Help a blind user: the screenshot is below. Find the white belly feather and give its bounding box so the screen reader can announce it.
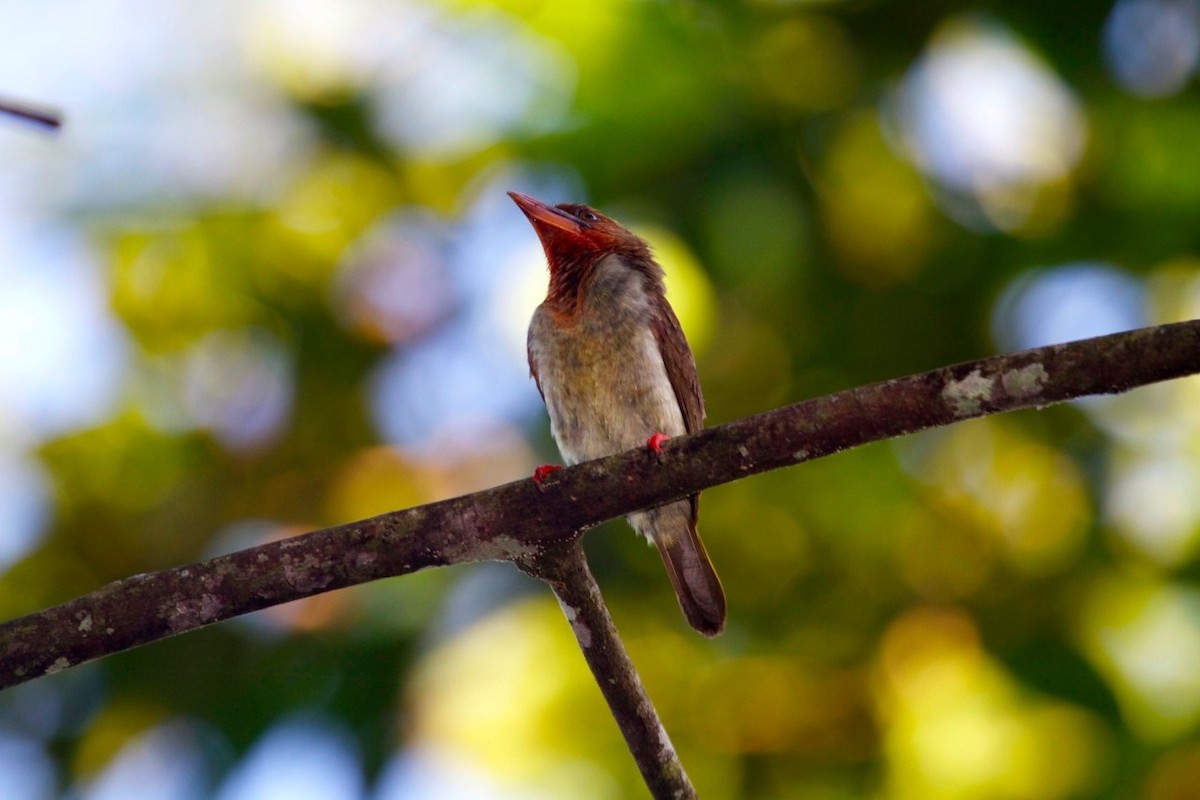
[528,255,686,466]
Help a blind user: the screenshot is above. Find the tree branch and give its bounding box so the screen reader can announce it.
[518,541,697,800]
[3,321,1199,689]
[0,96,62,130]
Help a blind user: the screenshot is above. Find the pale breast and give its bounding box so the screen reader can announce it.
[528,256,686,465]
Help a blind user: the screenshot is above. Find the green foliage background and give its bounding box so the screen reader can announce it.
[4,1,1200,798]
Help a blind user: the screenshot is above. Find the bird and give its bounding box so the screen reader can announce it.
[509,190,726,636]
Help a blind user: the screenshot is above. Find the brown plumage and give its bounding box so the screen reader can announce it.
[510,191,726,636]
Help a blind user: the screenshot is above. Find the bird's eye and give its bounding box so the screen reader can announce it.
[580,211,599,222]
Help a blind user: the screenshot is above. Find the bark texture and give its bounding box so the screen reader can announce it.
[2,321,1198,687]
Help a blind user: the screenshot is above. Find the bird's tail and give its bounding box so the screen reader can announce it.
[639,503,726,636]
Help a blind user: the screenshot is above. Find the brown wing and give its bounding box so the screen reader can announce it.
[527,329,544,401]
[650,294,705,433]
[651,294,706,524]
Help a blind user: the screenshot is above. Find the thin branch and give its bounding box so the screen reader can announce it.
[2,320,1200,690]
[519,542,697,800]
[0,97,62,131]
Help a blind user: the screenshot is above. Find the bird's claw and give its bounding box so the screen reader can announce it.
[646,432,670,458]
[532,463,562,491]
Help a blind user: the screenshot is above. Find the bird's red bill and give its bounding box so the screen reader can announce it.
[507,191,583,235]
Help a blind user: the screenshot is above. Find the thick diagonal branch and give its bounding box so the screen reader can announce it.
[519,542,697,800]
[2,320,1200,689]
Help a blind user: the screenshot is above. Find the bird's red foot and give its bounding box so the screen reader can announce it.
[532,463,562,491]
[646,432,670,456]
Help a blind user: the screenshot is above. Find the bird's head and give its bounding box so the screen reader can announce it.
[509,191,655,309]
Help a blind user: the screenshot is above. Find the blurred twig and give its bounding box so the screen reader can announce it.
[519,541,697,800]
[0,96,62,131]
[2,319,1200,794]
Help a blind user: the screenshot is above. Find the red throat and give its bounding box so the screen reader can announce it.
[508,191,653,312]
